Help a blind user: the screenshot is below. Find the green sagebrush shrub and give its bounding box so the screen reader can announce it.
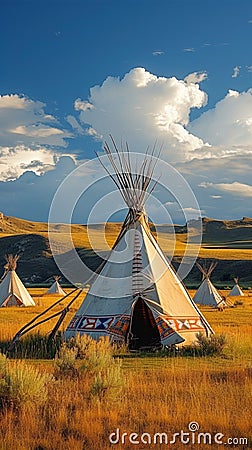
[0,353,54,409]
[90,361,124,400]
[80,337,124,399]
[54,342,78,377]
[55,335,125,399]
[196,333,227,356]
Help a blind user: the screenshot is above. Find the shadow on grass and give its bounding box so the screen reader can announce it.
[0,332,227,360]
[0,332,64,359]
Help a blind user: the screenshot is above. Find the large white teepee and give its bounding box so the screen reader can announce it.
[65,141,213,349]
[193,262,226,308]
[0,255,35,307]
[228,278,244,297]
[46,276,66,295]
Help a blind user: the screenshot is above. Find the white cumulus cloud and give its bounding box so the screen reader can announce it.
[0,94,71,147]
[184,71,208,84]
[0,94,75,180]
[0,156,77,221]
[199,181,252,197]
[74,98,94,112]
[0,145,72,181]
[188,88,252,148]
[75,67,208,162]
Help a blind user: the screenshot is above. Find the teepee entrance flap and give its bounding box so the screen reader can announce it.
[128,296,161,350]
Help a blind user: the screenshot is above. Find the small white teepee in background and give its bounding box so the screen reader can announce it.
[0,254,35,307]
[228,278,244,297]
[193,262,226,308]
[46,276,66,295]
[65,139,213,349]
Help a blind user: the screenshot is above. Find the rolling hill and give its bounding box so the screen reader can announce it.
[0,212,251,287]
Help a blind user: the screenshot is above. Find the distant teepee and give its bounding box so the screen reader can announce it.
[46,276,66,295]
[228,278,244,297]
[65,138,213,349]
[0,255,35,307]
[193,262,226,308]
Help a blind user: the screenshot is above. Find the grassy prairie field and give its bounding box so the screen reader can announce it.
[0,288,251,449]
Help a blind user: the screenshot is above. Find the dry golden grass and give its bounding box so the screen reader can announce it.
[0,289,251,449]
[0,289,85,341]
[71,228,252,260]
[0,359,251,449]
[157,234,252,260]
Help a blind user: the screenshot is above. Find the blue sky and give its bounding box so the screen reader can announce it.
[1,0,252,223]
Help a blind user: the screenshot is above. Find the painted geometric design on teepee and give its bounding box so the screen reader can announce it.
[166,317,205,331]
[108,315,131,337]
[67,314,129,335]
[79,316,115,330]
[0,255,35,307]
[65,139,214,347]
[155,315,182,340]
[67,315,82,330]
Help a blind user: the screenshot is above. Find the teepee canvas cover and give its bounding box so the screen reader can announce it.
[193,262,226,308]
[66,141,213,348]
[228,278,244,297]
[47,276,66,295]
[0,255,35,307]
